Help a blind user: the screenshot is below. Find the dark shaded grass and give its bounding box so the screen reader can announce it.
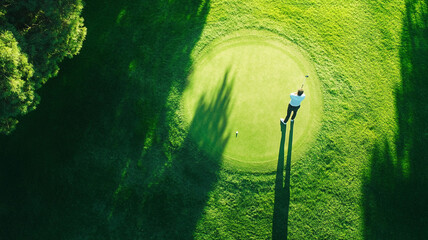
[363,0,428,239]
[123,69,234,239]
[0,0,223,239]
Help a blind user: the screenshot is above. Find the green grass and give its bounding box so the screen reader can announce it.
[181,30,322,172]
[1,0,427,239]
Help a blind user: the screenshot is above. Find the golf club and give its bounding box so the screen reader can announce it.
[301,75,309,88]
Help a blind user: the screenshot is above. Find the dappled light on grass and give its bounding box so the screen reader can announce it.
[363,0,428,239]
[188,68,234,159]
[137,70,233,239]
[0,0,212,239]
[1,0,420,239]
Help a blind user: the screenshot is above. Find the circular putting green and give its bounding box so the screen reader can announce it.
[181,30,322,172]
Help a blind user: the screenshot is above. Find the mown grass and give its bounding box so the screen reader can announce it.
[193,0,408,239]
[0,0,426,239]
[181,33,323,172]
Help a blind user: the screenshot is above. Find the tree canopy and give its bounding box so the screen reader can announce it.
[0,0,86,134]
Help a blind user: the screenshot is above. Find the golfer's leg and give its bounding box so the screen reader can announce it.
[284,104,292,123]
[291,106,300,120]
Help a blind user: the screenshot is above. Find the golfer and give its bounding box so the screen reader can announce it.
[281,89,305,124]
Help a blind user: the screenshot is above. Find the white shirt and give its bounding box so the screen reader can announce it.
[289,93,305,107]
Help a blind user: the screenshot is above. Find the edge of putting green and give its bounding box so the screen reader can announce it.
[181,29,323,173]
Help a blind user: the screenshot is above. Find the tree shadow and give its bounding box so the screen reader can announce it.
[134,69,234,239]
[363,1,428,239]
[273,121,294,240]
[0,0,213,239]
[187,69,234,158]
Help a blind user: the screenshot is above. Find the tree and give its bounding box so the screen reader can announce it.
[0,0,86,134]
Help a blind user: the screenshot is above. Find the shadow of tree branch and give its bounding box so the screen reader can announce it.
[123,68,234,239]
[363,1,428,239]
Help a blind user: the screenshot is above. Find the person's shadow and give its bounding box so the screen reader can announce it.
[272,121,294,240]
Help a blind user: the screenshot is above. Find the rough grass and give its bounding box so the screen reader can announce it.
[1,0,426,239]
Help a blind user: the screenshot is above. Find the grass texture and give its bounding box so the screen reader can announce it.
[181,30,322,172]
[0,0,427,239]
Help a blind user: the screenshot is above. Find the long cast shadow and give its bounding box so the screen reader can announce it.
[273,121,294,240]
[363,1,428,239]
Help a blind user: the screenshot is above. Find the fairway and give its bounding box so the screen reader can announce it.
[181,30,322,172]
